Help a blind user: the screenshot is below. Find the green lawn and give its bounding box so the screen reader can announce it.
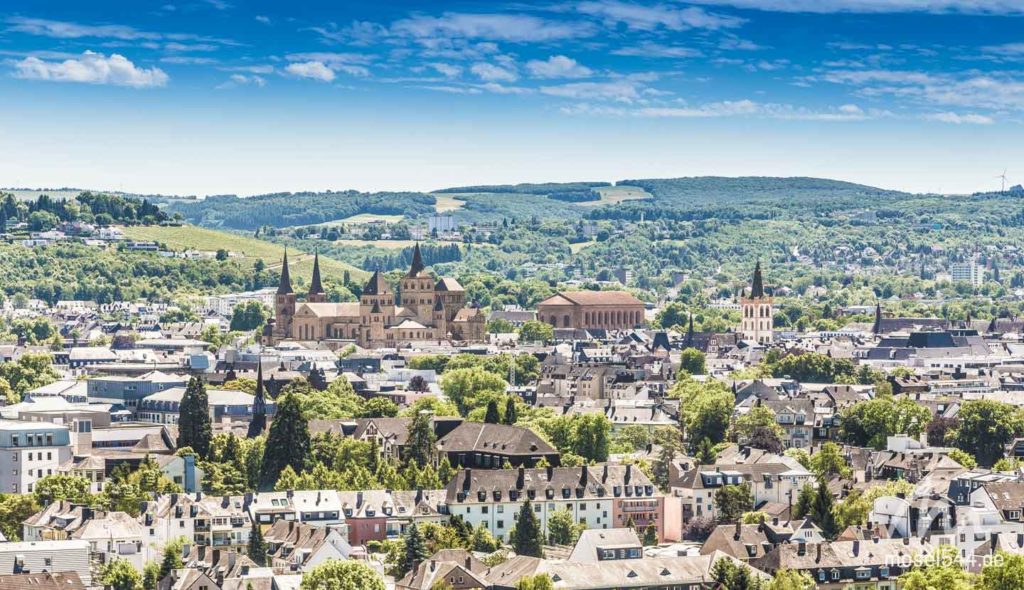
[123,225,369,281]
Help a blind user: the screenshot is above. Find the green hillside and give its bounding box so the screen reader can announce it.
[123,225,369,283]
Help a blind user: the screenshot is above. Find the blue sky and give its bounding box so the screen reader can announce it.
[1,1,1023,196]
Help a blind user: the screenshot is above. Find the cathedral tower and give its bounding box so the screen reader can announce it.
[402,243,436,324]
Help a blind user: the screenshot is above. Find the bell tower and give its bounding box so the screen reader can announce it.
[740,261,774,344]
[273,250,296,340]
[308,251,327,303]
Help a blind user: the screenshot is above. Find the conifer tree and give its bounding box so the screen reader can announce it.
[812,479,838,539]
[504,397,518,425]
[402,523,429,575]
[642,523,658,546]
[177,376,212,459]
[406,410,435,468]
[259,389,310,490]
[512,500,544,558]
[484,400,501,424]
[247,522,268,566]
[437,454,455,484]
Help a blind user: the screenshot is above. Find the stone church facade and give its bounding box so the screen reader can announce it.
[266,245,485,348]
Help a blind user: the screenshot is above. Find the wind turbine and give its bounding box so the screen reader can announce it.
[996,168,1009,192]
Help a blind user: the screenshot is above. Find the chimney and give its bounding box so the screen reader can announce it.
[625,464,633,485]
[734,521,741,541]
[463,470,473,491]
[430,560,436,572]
[517,467,526,489]
[416,488,424,504]
[797,541,806,556]
[580,465,589,487]
[815,543,822,563]
[356,492,364,508]
[546,465,554,481]
[602,464,609,483]
[465,556,472,569]
[852,540,860,556]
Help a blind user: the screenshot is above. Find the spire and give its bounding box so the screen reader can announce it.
[408,242,426,276]
[685,313,695,346]
[248,359,266,439]
[872,301,882,335]
[277,250,293,295]
[750,261,765,298]
[309,250,324,296]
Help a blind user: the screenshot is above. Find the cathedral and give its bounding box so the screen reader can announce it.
[266,244,485,348]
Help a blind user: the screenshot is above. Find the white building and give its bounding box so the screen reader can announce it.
[0,420,73,493]
[950,262,985,287]
[0,540,92,585]
[205,287,276,317]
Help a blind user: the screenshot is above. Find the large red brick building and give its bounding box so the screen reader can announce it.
[536,291,645,330]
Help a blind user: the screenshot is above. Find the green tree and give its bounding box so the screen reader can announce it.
[712,558,761,590]
[504,396,519,425]
[177,376,212,459]
[299,376,364,420]
[947,400,1024,466]
[362,397,399,418]
[100,559,143,590]
[980,551,1024,590]
[0,353,60,400]
[715,483,754,523]
[547,508,584,545]
[573,413,611,462]
[642,523,658,546]
[33,473,92,504]
[484,399,501,424]
[229,300,269,332]
[406,410,436,468]
[0,494,40,540]
[672,378,734,452]
[731,406,784,453]
[299,560,386,590]
[948,448,977,469]
[899,545,973,590]
[247,522,268,566]
[259,390,310,490]
[518,320,553,343]
[401,523,430,576]
[440,367,508,414]
[512,500,544,558]
[809,442,852,479]
[839,395,932,449]
[765,569,816,590]
[158,538,186,581]
[515,574,555,590]
[678,348,706,375]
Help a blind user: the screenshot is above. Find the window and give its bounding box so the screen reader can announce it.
[44,558,52,567]
[856,570,870,580]
[497,520,504,529]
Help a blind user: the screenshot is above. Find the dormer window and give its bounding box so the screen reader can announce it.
[562,488,571,498]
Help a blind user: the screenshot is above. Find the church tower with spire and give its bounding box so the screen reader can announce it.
[740,261,774,344]
[273,250,296,340]
[308,251,327,303]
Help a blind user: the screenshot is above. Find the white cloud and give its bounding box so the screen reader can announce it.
[923,111,994,124]
[285,61,335,82]
[470,62,518,82]
[218,74,266,89]
[428,63,463,78]
[564,99,882,121]
[477,82,532,95]
[611,43,702,58]
[14,50,168,88]
[683,0,1024,14]
[255,15,271,24]
[526,55,593,79]
[822,68,1024,112]
[575,1,744,31]
[392,13,595,42]
[540,80,644,103]
[5,16,232,45]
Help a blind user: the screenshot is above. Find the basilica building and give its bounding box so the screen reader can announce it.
[266,244,484,348]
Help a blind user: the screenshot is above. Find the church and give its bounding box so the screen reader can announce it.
[266,244,485,348]
[739,261,774,344]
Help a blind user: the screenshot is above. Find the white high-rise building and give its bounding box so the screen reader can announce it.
[0,420,73,493]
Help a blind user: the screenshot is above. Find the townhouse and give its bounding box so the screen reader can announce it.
[446,464,664,543]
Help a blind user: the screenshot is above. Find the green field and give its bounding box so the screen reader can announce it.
[123,225,369,281]
[570,240,598,253]
[433,194,466,212]
[4,189,87,202]
[583,185,653,206]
